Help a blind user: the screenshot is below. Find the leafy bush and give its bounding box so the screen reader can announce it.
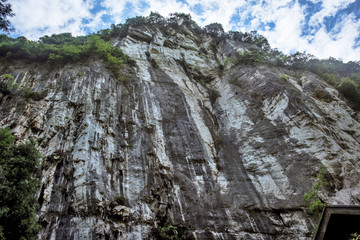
[0,74,18,95]
[155,223,194,240]
[160,225,179,239]
[303,166,328,217]
[228,30,270,50]
[1,74,13,80]
[0,128,41,240]
[317,72,340,87]
[24,88,47,101]
[125,16,147,26]
[39,33,86,45]
[235,48,265,65]
[337,77,360,109]
[106,53,124,79]
[77,71,85,77]
[148,12,166,25]
[0,33,128,80]
[280,74,289,80]
[204,23,225,37]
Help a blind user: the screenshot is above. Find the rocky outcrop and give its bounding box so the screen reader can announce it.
[0,24,359,240]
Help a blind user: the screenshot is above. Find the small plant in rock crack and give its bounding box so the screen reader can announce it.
[280,73,289,80]
[0,74,18,95]
[77,71,85,77]
[303,165,328,217]
[160,225,179,239]
[1,74,14,80]
[24,88,47,101]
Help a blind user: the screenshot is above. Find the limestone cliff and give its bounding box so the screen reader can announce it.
[0,23,360,240]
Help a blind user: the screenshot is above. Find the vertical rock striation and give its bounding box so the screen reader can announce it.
[0,24,359,239]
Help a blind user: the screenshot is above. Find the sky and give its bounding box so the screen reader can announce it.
[4,0,360,62]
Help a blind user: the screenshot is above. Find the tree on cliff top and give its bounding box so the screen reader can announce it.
[0,0,14,32]
[0,128,41,240]
[204,23,225,37]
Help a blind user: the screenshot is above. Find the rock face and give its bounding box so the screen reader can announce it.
[0,24,360,240]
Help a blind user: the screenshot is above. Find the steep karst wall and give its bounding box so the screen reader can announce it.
[0,24,360,240]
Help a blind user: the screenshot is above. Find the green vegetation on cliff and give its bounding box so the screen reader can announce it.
[97,12,360,109]
[0,33,128,80]
[303,166,328,217]
[235,49,360,110]
[0,128,41,240]
[0,12,359,109]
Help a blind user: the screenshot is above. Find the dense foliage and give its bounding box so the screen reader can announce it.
[0,128,41,240]
[0,0,14,32]
[0,33,128,80]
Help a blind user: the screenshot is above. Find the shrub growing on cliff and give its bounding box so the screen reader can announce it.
[204,23,225,37]
[0,74,17,95]
[235,48,265,65]
[303,166,328,217]
[317,72,340,87]
[153,223,195,240]
[160,225,179,239]
[0,33,128,79]
[0,128,41,240]
[337,77,360,110]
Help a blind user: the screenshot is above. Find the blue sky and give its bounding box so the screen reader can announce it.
[5,0,360,61]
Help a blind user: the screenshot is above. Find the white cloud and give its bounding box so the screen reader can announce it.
[303,14,360,61]
[178,0,246,30]
[141,0,192,20]
[9,0,95,39]
[224,0,359,61]
[241,1,308,52]
[101,0,128,23]
[309,0,355,27]
[261,2,307,53]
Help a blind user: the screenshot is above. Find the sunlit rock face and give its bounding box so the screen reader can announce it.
[0,24,359,240]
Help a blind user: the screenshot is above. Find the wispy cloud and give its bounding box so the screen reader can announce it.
[9,0,97,39]
[6,0,360,61]
[304,13,360,61]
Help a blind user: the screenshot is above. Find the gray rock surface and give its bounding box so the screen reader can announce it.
[0,25,359,239]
